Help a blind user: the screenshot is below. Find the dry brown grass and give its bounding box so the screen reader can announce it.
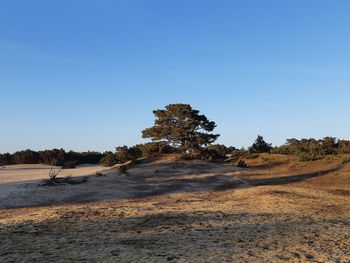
[0,154,349,262]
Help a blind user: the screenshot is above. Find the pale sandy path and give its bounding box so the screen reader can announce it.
[0,164,105,183]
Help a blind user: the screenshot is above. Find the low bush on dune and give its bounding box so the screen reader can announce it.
[199,148,224,161]
[243,153,259,159]
[229,149,248,158]
[298,153,320,162]
[206,144,236,156]
[175,153,197,161]
[325,155,335,161]
[261,156,271,162]
[119,165,130,175]
[99,146,143,166]
[342,157,350,164]
[100,152,119,166]
[237,160,248,168]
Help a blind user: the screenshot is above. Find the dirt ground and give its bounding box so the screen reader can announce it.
[0,154,349,262]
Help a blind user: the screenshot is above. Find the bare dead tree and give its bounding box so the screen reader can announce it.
[42,168,82,186]
[48,168,63,183]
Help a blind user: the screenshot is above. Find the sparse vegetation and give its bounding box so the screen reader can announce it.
[261,156,270,162]
[230,148,248,158]
[299,153,320,162]
[325,155,336,161]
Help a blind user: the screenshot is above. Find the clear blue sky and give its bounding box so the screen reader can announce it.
[1,0,349,153]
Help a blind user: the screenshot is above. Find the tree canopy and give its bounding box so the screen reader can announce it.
[142,104,219,152]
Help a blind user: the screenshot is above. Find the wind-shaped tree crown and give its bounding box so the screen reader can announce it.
[142,104,219,151]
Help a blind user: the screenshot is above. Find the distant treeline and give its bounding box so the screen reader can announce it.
[0,149,104,167]
[2,137,350,167]
[3,104,349,166]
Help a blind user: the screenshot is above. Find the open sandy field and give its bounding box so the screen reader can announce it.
[0,154,349,262]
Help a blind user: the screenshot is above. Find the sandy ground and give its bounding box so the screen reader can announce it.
[0,164,106,183]
[0,159,238,209]
[0,164,107,206]
[0,154,349,262]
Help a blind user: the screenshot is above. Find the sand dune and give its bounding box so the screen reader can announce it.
[0,155,349,262]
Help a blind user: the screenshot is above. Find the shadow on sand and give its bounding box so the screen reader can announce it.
[0,161,339,209]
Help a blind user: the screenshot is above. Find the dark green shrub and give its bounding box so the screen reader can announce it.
[119,165,130,175]
[342,157,350,164]
[175,153,196,161]
[100,152,119,166]
[273,137,350,157]
[261,156,270,162]
[325,155,335,161]
[230,149,248,158]
[135,141,174,157]
[115,146,142,162]
[338,140,350,154]
[237,160,248,168]
[270,146,290,154]
[249,135,272,153]
[0,153,13,165]
[199,148,223,161]
[206,144,232,156]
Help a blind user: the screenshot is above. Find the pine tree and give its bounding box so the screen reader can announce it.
[249,135,272,153]
[142,104,219,152]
